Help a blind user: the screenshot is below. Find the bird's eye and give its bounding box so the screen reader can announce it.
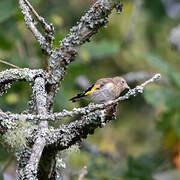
[121,80,125,84]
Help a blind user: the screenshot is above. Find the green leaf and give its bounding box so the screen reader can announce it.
[144,53,180,88]
[144,87,180,109]
[0,0,17,23]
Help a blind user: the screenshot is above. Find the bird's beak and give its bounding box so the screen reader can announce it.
[125,84,130,90]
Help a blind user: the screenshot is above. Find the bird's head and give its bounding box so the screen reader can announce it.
[113,76,130,91]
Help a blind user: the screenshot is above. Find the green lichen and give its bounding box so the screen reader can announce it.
[2,116,32,151]
[65,144,80,155]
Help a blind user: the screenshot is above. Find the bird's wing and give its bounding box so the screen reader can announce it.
[85,78,114,95]
[70,78,113,102]
[95,78,114,87]
[70,84,99,102]
[84,84,101,95]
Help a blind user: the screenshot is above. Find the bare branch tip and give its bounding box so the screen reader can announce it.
[154,73,161,80]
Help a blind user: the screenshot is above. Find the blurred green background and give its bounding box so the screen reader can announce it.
[1,0,180,179]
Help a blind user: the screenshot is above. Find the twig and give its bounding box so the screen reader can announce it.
[122,71,168,84]
[19,0,53,55]
[23,0,54,45]
[0,74,161,125]
[0,59,20,69]
[43,74,161,150]
[78,166,88,180]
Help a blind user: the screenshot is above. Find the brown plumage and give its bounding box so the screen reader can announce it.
[70,76,130,103]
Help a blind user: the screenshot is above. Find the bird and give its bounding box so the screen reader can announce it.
[70,76,130,104]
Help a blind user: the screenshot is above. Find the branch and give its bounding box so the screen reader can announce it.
[17,77,48,179]
[46,110,106,150]
[46,0,123,110]
[0,68,46,96]
[0,74,161,124]
[44,74,161,150]
[122,71,152,83]
[24,0,54,35]
[49,0,122,76]
[122,71,168,84]
[0,110,17,135]
[19,0,54,55]
[52,73,161,120]
[0,68,46,84]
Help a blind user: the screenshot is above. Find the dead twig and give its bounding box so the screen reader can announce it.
[0,59,20,69]
[78,166,88,180]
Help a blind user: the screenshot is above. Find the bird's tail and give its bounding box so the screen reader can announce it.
[70,84,94,102]
[70,93,85,102]
[70,94,84,102]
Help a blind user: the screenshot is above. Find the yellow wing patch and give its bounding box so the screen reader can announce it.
[84,85,100,95]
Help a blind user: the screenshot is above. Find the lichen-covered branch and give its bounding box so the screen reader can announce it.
[19,0,54,55]
[46,0,123,110]
[0,111,17,135]
[0,68,45,84]
[44,74,161,150]
[0,68,46,96]
[46,110,106,150]
[0,74,161,127]
[49,0,122,77]
[17,77,48,179]
[0,73,161,126]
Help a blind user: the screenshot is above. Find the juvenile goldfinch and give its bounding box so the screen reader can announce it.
[70,77,130,104]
